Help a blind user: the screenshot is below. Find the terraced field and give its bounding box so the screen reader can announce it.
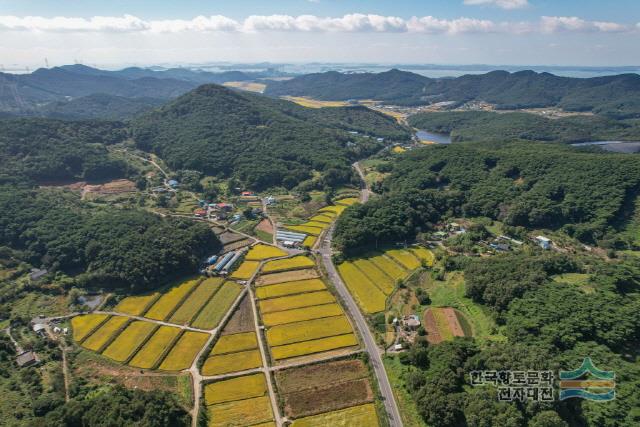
[245,244,288,260]
[169,278,224,325]
[262,256,315,273]
[113,293,159,316]
[290,403,379,426]
[81,315,129,351]
[71,313,108,342]
[191,281,243,330]
[159,331,210,371]
[255,279,326,300]
[337,262,386,314]
[101,321,157,362]
[229,260,260,280]
[205,373,274,426]
[145,278,200,321]
[129,326,182,369]
[202,330,262,376]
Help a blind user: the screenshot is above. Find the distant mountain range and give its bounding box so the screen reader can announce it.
[265,69,640,118]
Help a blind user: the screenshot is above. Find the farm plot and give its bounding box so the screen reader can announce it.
[71,313,108,342]
[385,249,421,270]
[81,316,129,352]
[207,395,273,427]
[169,277,223,325]
[423,307,470,345]
[271,334,357,360]
[218,231,245,245]
[102,321,157,362]
[335,197,359,206]
[144,278,200,321]
[223,238,253,253]
[302,236,317,248]
[129,325,182,369]
[337,262,386,314]
[309,215,333,224]
[262,303,344,327]
[255,269,319,286]
[411,247,435,266]
[204,373,267,405]
[353,259,395,295]
[290,403,378,427]
[221,295,254,335]
[256,279,326,300]
[284,225,323,236]
[211,332,257,355]
[114,293,159,316]
[191,281,242,330]
[245,244,288,260]
[259,291,335,314]
[367,254,407,281]
[266,316,352,347]
[262,256,315,273]
[229,260,260,280]
[319,205,346,216]
[159,331,210,371]
[202,349,262,376]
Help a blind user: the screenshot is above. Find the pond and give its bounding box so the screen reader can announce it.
[415,130,452,145]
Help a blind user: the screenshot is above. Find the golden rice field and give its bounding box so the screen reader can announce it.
[262,303,344,327]
[303,221,329,229]
[245,244,288,261]
[145,278,200,321]
[262,256,315,273]
[223,81,267,93]
[282,96,348,108]
[392,146,406,154]
[159,331,209,371]
[284,225,323,236]
[319,205,346,215]
[259,291,335,314]
[271,333,358,360]
[81,316,129,352]
[113,293,159,316]
[352,259,395,295]
[229,260,260,280]
[255,278,326,300]
[368,254,407,281]
[169,278,223,325]
[266,315,352,347]
[291,403,378,427]
[204,373,267,405]
[335,197,359,206]
[202,349,262,376]
[385,249,421,270]
[191,281,242,330]
[101,321,157,362]
[411,246,435,266]
[302,236,317,248]
[211,332,257,355]
[337,263,386,314]
[256,269,319,286]
[309,215,333,224]
[71,313,108,342]
[207,395,273,427]
[129,325,181,369]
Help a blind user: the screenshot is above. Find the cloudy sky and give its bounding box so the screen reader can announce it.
[1,0,638,70]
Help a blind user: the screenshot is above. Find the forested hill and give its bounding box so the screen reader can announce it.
[266,69,640,118]
[37,94,165,121]
[334,141,640,253]
[131,84,410,190]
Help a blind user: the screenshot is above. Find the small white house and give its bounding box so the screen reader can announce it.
[535,236,552,250]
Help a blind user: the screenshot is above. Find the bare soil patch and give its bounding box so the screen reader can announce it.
[443,307,465,338]
[423,309,443,344]
[283,378,373,418]
[221,295,254,335]
[256,218,274,234]
[223,239,253,253]
[275,359,367,393]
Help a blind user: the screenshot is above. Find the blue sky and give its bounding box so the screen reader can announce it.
[0,0,638,69]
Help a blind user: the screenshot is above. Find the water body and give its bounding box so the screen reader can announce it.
[571,141,640,153]
[415,130,452,145]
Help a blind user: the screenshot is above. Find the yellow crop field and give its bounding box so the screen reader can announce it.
[335,197,359,206]
[204,373,267,405]
[271,333,358,360]
[259,291,334,314]
[102,321,157,362]
[71,314,108,342]
[159,331,209,371]
[337,263,386,314]
[169,278,223,325]
[353,259,395,295]
[245,244,288,261]
[229,260,260,280]
[211,332,257,355]
[129,325,181,369]
[411,247,435,266]
[386,249,421,270]
[262,303,343,327]
[256,269,319,286]
[207,395,273,427]
[262,256,315,273]
[302,236,317,248]
[202,349,262,376]
[282,96,348,108]
[309,215,333,224]
[319,205,346,215]
[266,315,352,347]
[303,221,329,229]
[392,146,406,154]
[291,403,378,427]
[222,81,266,93]
[114,294,159,316]
[145,278,199,321]
[192,281,242,329]
[251,423,276,427]
[256,279,326,300]
[284,225,323,236]
[368,254,407,281]
[81,316,129,352]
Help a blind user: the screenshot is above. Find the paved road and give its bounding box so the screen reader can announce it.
[353,161,371,203]
[319,225,403,427]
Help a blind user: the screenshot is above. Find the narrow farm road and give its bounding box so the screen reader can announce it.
[353,161,371,203]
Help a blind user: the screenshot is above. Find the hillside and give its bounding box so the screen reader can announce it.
[266,69,640,117]
[131,84,410,190]
[36,94,164,121]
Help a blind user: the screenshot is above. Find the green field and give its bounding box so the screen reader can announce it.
[191,281,242,329]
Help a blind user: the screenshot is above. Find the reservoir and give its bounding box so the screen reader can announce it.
[415,130,452,145]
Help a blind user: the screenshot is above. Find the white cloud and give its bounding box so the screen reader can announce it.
[0,14,634,35]
[464,0,529,10]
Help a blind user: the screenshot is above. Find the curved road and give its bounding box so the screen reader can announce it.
[318,162,403,427]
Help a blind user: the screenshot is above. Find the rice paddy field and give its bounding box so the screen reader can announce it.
[319,205,346,216]
[169,278,224,325]
[259,291,335,314]
[283,225,323,236]
[262,256,315,273]
[262,303,344,327]
[290,403,379,427]
[266,316,352,347]
[101,321,157,362]
[335,197,359,206]
[210,331,257,355]
[229,260,260,280]
[144,278,200,321]
[309,215,333,224]
[113,293,159,316]
[159,331,210,371]
[302,236,317,248]
[129,325,182,369]
[71,313,108,342]
[191,281,242,330]
[385,249,421,270]
[352,259,395,294]
[337,262,387,314]
[255,279,326,300]
[245,244,288,261]
[207,395,273,427]
[204,373,267,405]
[271,334,358,361]
[202,349,263,376]
[81,315,129,352]
[368,254,407,281]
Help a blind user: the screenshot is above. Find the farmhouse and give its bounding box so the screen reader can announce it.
[535,236,552,250]
[29,268,47,282]
[402,315,421,330]
[16,351,39,368]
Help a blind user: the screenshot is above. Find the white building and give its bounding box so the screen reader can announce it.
[535,236,552,250]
